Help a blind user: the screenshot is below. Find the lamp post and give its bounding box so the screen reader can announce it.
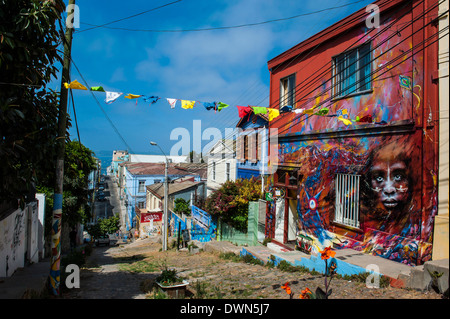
[150,141,169,251]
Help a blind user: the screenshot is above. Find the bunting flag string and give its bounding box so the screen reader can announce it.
[64,79,391,126]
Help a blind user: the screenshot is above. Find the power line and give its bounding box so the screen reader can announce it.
[78,0,368,33]
[77,0,184,34]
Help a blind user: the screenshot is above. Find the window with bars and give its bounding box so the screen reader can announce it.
[334,173,360,228]
[332,43,371,98]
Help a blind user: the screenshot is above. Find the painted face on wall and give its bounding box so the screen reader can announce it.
[370,159,409,211]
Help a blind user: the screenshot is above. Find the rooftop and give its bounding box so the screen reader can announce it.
[125,162,207,179]
[146,179,204,199]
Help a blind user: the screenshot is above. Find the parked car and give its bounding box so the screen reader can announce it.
[94,234,110,246]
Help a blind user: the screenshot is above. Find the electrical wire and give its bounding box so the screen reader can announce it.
[76,0,184,34]
[78,0,369,33]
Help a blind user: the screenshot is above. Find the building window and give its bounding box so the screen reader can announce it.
[138,201,145,209]
[244,135,249,160]
[138,180,145,193]
[334,173,360,228]
[226,163,230,181]
[280,74,296,107]
[212,162,216,180]
[333,43,371,98]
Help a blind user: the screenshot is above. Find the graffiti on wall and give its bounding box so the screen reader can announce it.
[278,132,435,266]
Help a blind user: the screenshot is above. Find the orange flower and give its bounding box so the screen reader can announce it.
[299,287,312,299]
[281,282,292,295]
[320,246,336,260]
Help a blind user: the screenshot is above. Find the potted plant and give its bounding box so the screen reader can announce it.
[155,266,189,298]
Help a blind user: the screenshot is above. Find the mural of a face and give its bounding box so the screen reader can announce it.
[362,136,416,232]
[370,158,409,212]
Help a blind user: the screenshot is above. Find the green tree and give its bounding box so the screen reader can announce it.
[173,198,191,216]
[36,140,97,234]
[87,215,120,238]
[0,0,65,208]
[205,178,261,232]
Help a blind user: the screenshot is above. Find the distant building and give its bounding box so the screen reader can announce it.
[206,139,236,196]
[111,150,129,177]
[235,112,269,180]
[122,162,206,230]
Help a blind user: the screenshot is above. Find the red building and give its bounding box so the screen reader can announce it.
[266,0,440,266]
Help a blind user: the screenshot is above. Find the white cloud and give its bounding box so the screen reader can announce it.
[110,67,127,82]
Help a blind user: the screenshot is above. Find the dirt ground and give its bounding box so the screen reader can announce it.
[63,238,443,300]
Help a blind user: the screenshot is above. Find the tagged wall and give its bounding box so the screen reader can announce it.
[277,131,436,266]
[0,207,26,277]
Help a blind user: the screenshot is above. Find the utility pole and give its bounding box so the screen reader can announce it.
[163,158,169,251]
[150,141,169,251]
[49,0,75,296]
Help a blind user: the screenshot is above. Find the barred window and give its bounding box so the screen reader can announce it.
[334,174,360,228]
[333,43,371,98]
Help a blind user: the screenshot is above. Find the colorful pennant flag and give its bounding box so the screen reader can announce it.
[217,102,229,111]
[203,102,217,111]
[124,94,142,99]
[90,86,105,92]
[252,106,267,115]
[167,98,177,109]
[268,108,280,121]
[338,116,352,126]
[280,105,293,113]
[356,114,373,123]
[314,107,329,116]
[105,91,123,104]
[181,100,196,109]
[143,96,160,104]
[64,80,88,90]
[237,106,252,118]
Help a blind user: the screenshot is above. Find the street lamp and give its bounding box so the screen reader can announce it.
[150,141,169,251]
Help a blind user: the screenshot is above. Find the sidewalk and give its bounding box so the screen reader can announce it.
[204,240,448,292]
[0,259,50,299]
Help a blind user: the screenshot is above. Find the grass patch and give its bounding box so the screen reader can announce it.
[119,260,159,273]
[218,252,264,266]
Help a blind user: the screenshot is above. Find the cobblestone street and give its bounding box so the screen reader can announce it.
[62,238,443,300]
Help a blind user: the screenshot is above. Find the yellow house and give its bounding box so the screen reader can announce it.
[433,0,449,260]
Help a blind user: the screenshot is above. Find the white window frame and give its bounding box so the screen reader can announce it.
[334,173,360,228]
[280,74,296,107]
[138,180,145,193]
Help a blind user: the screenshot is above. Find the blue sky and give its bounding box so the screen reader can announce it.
[54,0,374,157]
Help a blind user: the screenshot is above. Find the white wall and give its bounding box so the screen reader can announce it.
[0,196,46,277]
[206,139,236,196]
[0,207,26,277]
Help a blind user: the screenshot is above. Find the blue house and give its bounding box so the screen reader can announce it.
[123,162,206,230]
[235,112,269,179]
[111,150,129,177]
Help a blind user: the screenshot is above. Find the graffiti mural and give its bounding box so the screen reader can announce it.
[276,132,436,266]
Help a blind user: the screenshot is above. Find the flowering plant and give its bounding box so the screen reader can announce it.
[282,246,338,299]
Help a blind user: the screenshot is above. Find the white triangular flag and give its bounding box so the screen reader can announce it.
[167,98,177,109]
[105,91,123,104]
